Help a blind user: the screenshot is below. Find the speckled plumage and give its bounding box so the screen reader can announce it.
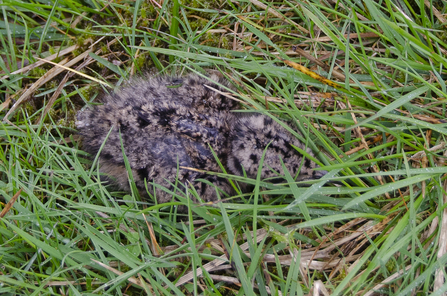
[76,74,326,205]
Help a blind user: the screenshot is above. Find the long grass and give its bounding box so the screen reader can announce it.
[1,0,447,295]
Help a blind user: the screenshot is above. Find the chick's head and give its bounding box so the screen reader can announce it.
[227,114,326,184]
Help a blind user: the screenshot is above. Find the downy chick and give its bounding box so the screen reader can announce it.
[76,74,326,204]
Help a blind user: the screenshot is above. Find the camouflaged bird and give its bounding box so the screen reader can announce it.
[76,73,327,205]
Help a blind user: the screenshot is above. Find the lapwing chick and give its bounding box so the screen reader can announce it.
[76,74,326,205]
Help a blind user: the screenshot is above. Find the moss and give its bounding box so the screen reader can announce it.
[66,109,78,129]
[95,60,106,70]
[134,52,151,69]
[48,46,56,55]
[45,80,58,90]
[79,84,100,103]
[75,24,95,50]
[57,118,67,127]
[220,36,230,49]
[47,108,57,121]
[30,66,48,78]
[23,102,36,115]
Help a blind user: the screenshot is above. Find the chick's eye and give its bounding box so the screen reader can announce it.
[269,177,285,184]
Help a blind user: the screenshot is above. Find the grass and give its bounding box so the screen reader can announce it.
[1,0,447,294]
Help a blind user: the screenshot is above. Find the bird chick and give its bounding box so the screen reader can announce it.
[76,74,326,205]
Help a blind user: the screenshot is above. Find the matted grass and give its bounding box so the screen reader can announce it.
[1,0,447,295]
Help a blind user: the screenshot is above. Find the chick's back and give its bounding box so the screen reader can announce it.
[76,74,237,202]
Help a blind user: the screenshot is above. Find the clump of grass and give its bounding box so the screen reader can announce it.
[1,0,447,295]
